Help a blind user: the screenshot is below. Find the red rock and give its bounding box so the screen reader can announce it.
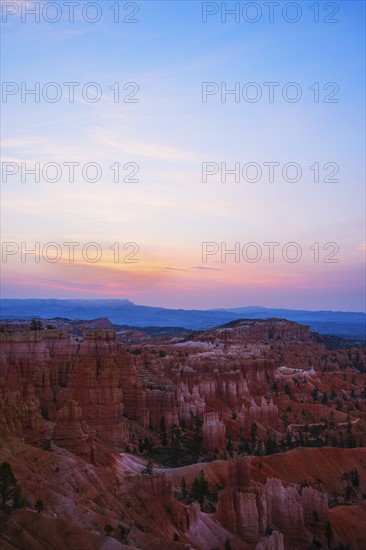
[53,400,96,461]
[202,412,226,450]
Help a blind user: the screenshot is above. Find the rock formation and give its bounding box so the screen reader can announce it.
[0,319,364,549]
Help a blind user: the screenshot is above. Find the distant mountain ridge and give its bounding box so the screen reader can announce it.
[1,299,365,340]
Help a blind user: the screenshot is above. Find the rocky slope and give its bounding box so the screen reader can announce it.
[0,319,365,549]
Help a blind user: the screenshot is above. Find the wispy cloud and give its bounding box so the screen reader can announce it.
[94,129,200,162]
[191,266,221,271]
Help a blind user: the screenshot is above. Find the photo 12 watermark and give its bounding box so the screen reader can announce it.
[1,1,140,24]
[201,2,340,24]
[201,242,340,263]
[1,241,140,264]
[202,81,339,103]
[201,161,340,183]
[1,81,140,103]
[1,161,140,184]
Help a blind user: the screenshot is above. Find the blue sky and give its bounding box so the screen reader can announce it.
[1,1,365,311]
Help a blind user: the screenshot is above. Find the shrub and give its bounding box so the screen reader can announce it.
[41,407,50,420]
[35,499,44,514]
[104,524,114,536]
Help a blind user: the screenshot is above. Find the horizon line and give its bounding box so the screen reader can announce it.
[1,297,365,315]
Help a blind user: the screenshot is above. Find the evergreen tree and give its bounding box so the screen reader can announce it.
[181,477,188,498]
[0,461,17,507]
[325,521,334,548]
[190,471,208,504]
[192,415,203,459]
[226,440,234,458]
[265,431,278,455]
[250,422,257,444]
[351,468,360,488]
[104,524,114,536]
[311,510,320,542]
[35,499,44,514]
[118,524,129,541]
[30,318,43,331]
[13,484,27,508]
[160,416,167,446]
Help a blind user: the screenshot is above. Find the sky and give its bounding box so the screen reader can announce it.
[0,0,365,311]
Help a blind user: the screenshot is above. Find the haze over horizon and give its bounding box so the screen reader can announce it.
[1,297,365,314]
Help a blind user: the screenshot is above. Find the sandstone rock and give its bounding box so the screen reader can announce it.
[202,412,226,450]
[53,400,96,461]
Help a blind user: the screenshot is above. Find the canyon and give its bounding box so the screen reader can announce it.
[0,318,365,549]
